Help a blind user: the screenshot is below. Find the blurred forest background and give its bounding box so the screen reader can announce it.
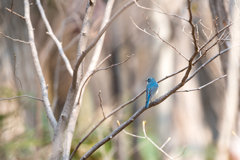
[0,0,240,159]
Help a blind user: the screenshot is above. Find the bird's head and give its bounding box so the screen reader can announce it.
[146,77,155,83]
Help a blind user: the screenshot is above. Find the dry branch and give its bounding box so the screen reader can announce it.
[23,0,57,129]
[70,54,133,159]
[5,7,25,19]
[177,75,227,92]
[134,0,188,21]
[0,32,29,44]
[36,0,73,76]
[51,0,97,159]
[98,91,105,118]
[0,95,43,102]
[72,0,135,88]
[117,120,187,159]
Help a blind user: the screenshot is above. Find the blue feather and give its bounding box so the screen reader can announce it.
[145,77,158,109]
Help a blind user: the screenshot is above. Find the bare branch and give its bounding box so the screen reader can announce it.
[177,75,227,92]
[117,120,186,160]
[72,0,135,88]
[134,0,188,22]
[186,45,240,84]
[182,26,194,40]
[0,32,29,44]
[195,30,227,62]
[98,90,105,118]
[131,17,188,61]
[117,120,145,139]
[0,95,43,102]
[130,17,159,39]
[70,55,133,160]
[23,0,57,129]
[13,52,25,94]
[161,137,171,149]
[5,7,25,19]
[142,121,175,159]
[67,0,134,159]
[52,0,97,159]
[181,0,199,83]
[142,13,189,61]
[95,54,134,73]
[36,0,73,76]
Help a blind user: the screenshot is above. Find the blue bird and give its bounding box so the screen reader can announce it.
[145,77,158,109]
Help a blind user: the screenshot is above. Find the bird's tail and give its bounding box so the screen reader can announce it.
[145,95,150,109]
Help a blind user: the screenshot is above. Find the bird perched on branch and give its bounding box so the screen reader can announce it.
[145,77,158,109]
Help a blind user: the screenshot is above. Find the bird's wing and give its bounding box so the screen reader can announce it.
[149,87,156,99]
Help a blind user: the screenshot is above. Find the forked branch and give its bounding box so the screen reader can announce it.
[117,121,187,159]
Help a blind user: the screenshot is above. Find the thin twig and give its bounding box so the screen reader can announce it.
[0,95,43,102]
[142,13,189,61]
[186,46,240,84]
[117,120,145,139]
[142,121,174,159]
[13,52,25,94]
[193,29,227,65]
[182,26,194,40]
[181,0,200,83]
[0,32,29,44]
[161,137,171,149]
[10,0,14,10]
[95,54,134,73]
[5,7,25,19]
[118,120,186,160]
[78,54,133,106]
[96,54,112,69]
[134,0,188,22]
[98,90,105,118]
[131,17,188,61]
[177,75,227,92]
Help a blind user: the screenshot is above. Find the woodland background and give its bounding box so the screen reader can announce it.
[0,0,240,160]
